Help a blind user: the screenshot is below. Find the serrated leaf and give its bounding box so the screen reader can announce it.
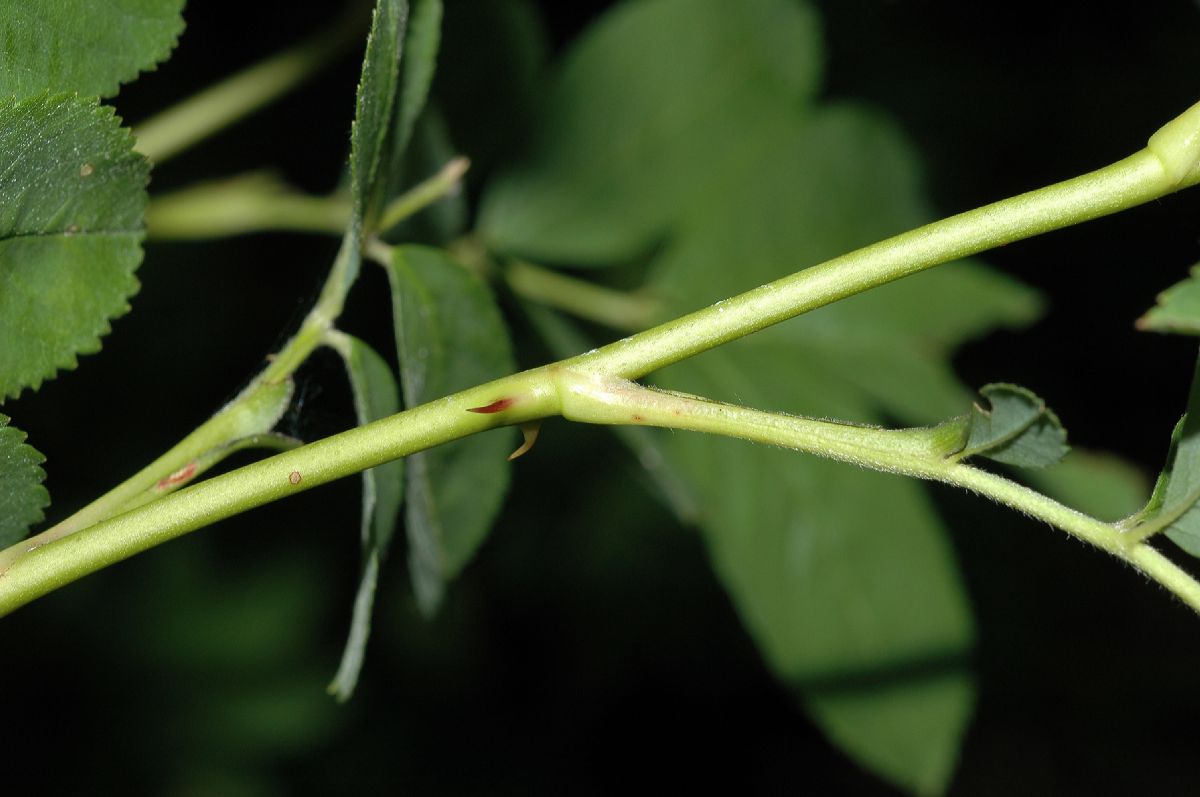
[1137,263,1200,335]
[327,334,404,701]
[474,0,1048,790]
[950,383,1069,468]
[0,0,184,99]
[323,0,409,306]
[0,414,49,547]
[0,93,148,400]
[385,245,515,615]
[351,0,409,221]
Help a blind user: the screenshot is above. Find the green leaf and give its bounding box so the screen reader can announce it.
[0,414,49,548]
[324,0,408,305]
[0,0,184,99]
[436,0,548,177]
[351,0,409,219]
[950,383,1069,468]
[384,245,515,615]
[1128,355,1200,556]
[0,94,148,399]
[475,0,1047,790]
[327,333,404,701]
[391,0,442,161]
[478,0,825,266]
[1137,263,1200,335]
[657,350,975,797]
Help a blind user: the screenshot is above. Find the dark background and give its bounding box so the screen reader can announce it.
[6,1,1200,793]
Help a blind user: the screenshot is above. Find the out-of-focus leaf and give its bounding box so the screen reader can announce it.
[385,245,515,615]
[327,334,404,701]
[0,0,184,99]
[0,413,49,547]
[391,0,442,160]
[1137,263,1200,335]
[475,1,1047,790]
[1024,449,1148,523]
[0,94,148,399]
[381,109,468,245]
[436,0,547,176]
[478,0,824,266]
[946,383,1069,468]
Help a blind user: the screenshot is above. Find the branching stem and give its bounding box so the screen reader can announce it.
[3,100,1200,616]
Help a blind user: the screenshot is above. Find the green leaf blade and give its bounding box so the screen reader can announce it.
[1138,263,1200,335]
[0,94,148,399]
[0,414,49,548]
[327,334,404,701]
[0,0,185,99]
[956,383,1069,468]
[385,245,515,615]
[478,0,825,266]
[656,350,975,796]
[351,0,410,218]
[391,0,442,161]
[475,0,1049,788]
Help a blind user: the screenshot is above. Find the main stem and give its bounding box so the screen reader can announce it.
[3,101,1200,615]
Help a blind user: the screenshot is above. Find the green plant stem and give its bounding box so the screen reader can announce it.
[22,151,474,554]
[504,259,662,332]
[3,101,1200,615]
[0,371,560,614]
[568,138,1200,381]
[145,173,351,239]
[550,371,1200,612]
[376,157,470,234]
[133,10,365,164]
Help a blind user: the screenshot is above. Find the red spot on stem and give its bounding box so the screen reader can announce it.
[467,397,515,414]
[157,462,197,491]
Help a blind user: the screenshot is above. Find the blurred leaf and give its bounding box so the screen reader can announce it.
[1024,449,1148,523]
[0,0,184,99]
[646,108,1036,794]
[476,1,1046,790]
[436,0,547,176]
[327,334,404,701]
[385,245,515,615]
[381,109,468,245]
[0,94,147,399]
[950,383,1069,468]
[478,0,824,266]
[0,413,49,547]
[1137,263,1200,335]
[391,0,442,160]
[656,348,975,796]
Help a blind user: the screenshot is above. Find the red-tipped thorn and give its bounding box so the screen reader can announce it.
[467,397,515,414]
